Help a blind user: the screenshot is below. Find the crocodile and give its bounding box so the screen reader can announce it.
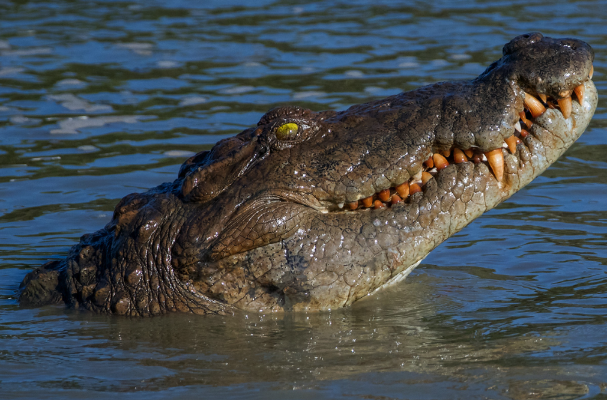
[19,33,597,316]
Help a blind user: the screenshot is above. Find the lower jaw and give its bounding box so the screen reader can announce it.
[327,81,596,307]
[372,80,598,277]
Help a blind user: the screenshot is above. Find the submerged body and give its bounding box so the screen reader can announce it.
[19,33,597,316]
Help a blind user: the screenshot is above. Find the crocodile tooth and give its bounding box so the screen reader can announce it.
[348,201,358,210]
[424,156,434,168]
[524,92,546,118]
[472,153,482,164]
[378,189,391,202]
[338,202,344,209]
[520,129,529,138]
[413,170,423,182]
[433,153,449,170]
[421,171,433,185]
[395,182,409,198]
[464,149,474,158]
[453,148,467,163]
[505,136,518,154]
[538,93,547,103]
[391,194,402,204]
[519,111,533,129]
[574,84,585,103]
[362,196,373,208]
[441,149,451,158]
[590,65,594,79]
[486,149,504,182]
[557,96,572,119]
[373,200,385,209]
[409,182,422,195]
[514,121,521,132]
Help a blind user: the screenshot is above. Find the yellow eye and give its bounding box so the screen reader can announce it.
[275,123,299,140]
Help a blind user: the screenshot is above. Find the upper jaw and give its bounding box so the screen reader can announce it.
[226,34,596,216]
[309,76,596,214]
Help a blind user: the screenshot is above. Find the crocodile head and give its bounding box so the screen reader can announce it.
[19,33,597,315]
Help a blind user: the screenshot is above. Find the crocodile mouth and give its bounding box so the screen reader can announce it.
[330,72,595,212]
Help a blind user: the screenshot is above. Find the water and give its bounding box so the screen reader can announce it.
[1,0,606,398]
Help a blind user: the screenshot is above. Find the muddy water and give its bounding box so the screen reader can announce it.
[1,1,607,399]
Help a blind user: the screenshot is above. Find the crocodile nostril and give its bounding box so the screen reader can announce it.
[502,32,544,55]
[560,39,579,50]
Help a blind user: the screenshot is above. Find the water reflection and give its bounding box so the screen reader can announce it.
[1,278,600,398]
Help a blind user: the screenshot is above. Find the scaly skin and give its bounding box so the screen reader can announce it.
[19,33,597,316]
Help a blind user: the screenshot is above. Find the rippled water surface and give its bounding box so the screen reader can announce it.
[1,1,607,399]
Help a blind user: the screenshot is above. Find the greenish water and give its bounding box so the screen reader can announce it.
[1,1,607,399]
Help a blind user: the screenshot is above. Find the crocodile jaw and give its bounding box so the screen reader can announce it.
[205,81,597,312]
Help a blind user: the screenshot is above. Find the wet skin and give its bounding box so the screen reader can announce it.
[19,33,597,316]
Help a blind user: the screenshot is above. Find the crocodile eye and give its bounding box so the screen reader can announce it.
[275,123,299,140]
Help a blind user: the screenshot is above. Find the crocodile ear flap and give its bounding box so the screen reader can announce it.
[180,135,264,204]
[210,199,310,260]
